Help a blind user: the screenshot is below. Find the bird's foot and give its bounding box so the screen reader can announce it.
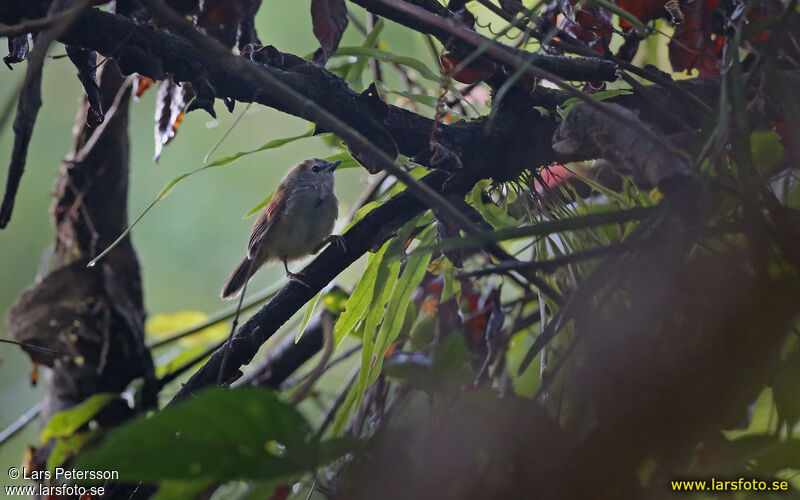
[313,234,347,254]
[286,270,311,288]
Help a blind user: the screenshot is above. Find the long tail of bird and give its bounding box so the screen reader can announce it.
[220,257,253,300]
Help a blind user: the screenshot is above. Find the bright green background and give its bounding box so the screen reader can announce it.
[0,2,431,473]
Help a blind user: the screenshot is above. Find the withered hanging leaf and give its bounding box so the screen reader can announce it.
[185,79,216,118]
[236,0,262,50]
[66,46,104,128]
[245,44,285,67]
[196,0,262,50]
[154,77,195,162]
[556,0,576,24]
[197,0,244,48]
[668,0,721,77]
[311,0,349,66]
[614,0,667,31]
[133,75,156,100]
[344,84,397,173]
[346,127,398,174]
[498,0,524,15]
[556,1,613,54]
[4,34,30,69]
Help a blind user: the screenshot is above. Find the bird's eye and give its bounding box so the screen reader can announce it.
[311,165,320,172]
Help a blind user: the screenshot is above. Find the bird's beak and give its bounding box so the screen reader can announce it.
[323,160,343,172]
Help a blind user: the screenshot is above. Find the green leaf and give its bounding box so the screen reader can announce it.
[154,479,216,500]
[322,287,350,315]
[205,127,316,168]
[333,46,440,82]
[296,291,323,342]
[431,334,473,393]
[341,201,381,233]
[75,387,347,481]
[558,90,633,120]
[324,151,361,170]
[724,388,779,440]
[156,344,213,379]
[470,180,520,229]
[331,377,361,436]
[48,433,92,472]
[368,226,435,385]
[441,258,461,303]
[243,190,274,219]
[506,329,541,398]
[571,170,636,208]
[354,239,402,412]
[383,89,439,108]
[750,130,784,174]
[333,240,391,346]
[41,393,119,444]
[345,18,384,90]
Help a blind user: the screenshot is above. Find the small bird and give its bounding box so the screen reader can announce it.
[221,158,343,299]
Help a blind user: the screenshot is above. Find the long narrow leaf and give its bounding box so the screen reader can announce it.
[345,19,384,90]
[243,190,274,219]
[412,206,658,256]
[296,291,323,342]
[354,239,402,411]
[368,225,435,385]
[205,127,315,168]
[333,240,391,346]
[88,128,316,267]
[333,47,440,82]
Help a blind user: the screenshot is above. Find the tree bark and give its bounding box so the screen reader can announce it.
[6,59,157,450]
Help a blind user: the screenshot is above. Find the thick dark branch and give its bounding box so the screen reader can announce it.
[170,170,458,402]
[0,0,94,228]
[349,0,617,82]
[0,1,619,184]
[5,57,157,500]
[1,2,746,186]
[0,48,42,228]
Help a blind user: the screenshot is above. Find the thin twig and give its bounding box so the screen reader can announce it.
[217,259,255,385]
[157,340,225,390]
[0,3,89,38]
[0,338,58,355]
[368,0,678,157]
[0,0,95,228]
[0,402,42,446]
[126,0,495,274]
[69,75,134,163]
[314,365,359,441]
[137,0,565,306]
[289,313,334,404]
[148,282,284,349]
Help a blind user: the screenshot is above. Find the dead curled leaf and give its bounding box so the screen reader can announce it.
[311,0,349,66]
[66,46,104,128]
[154,77,195,162]
[3,34,29,69]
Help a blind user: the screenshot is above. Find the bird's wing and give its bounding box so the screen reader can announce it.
[247,186,288,259]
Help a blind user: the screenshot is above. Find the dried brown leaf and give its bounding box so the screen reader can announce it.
[311,0,348,66]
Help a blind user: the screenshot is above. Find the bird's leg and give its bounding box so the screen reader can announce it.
[283,257,310,287]
[313,234,347,254]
